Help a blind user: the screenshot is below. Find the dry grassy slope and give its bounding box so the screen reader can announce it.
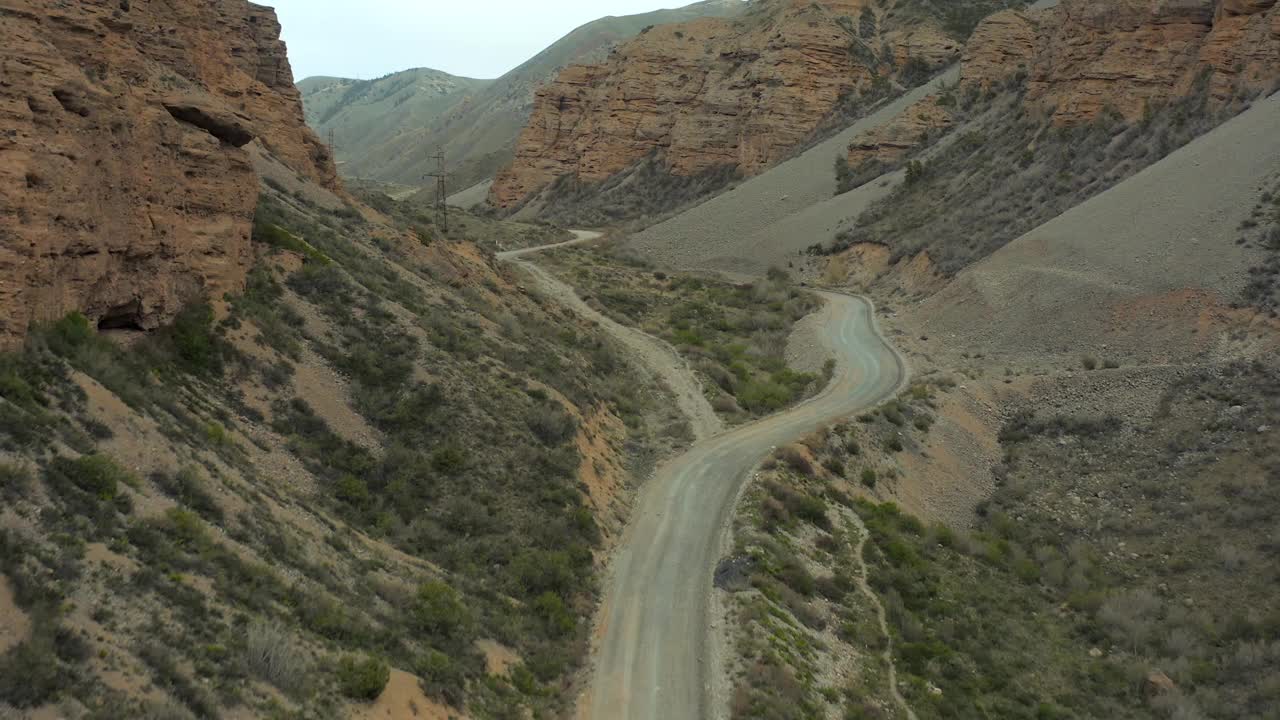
[908,89,1280,364]
[0,174,683,718]
[298,69,493,168]
[625,69,959,275]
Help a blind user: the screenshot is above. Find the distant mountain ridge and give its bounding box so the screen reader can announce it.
[298,0,748,190]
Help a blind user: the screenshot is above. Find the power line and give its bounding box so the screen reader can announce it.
[426,148,449,234]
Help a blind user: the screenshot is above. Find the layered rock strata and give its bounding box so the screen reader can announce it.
[0,0,338,346]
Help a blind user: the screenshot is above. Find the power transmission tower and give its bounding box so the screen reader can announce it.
[326,128,345,169]
[426,148,450,234]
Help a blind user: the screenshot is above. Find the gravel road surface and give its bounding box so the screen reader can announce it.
[584,292,907,719]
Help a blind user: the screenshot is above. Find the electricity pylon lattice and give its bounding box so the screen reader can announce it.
[426,148,449,234]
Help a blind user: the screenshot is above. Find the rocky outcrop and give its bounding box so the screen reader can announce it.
[490,0,961,210]
[959,10,1038,91]
[846,95,954,168]
[837,0,1280,223]
[963,0,1280,125]
[0,0,337,347]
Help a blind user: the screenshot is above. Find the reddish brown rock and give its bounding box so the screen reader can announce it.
[1201,0,1280,101]
[490,0,960,210]
[960,10,1038,91]
[846,95,954,168]
[1142,670,1178,699]
[886,24,963,70]
[0,0,337,347]
[971,0,1280,126]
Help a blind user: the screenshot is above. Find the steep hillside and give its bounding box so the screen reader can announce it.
[0,0,338,349]
[0,2,689,718]
[0,182,684,719]
[298,69,493,171]
[906,92,1280,363]
[301,0,748,191]
[489,0,1030,221]
[652,3,1280,717]
[825,0,1280,278]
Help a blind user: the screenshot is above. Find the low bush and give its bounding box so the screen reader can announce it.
[150,467,223,523]
[0,634,67,708]
[337,654,390,700]
[413,581,472,641]
[0,463,32,502]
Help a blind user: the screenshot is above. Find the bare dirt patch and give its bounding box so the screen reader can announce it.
[476,639,521,679]
[576,406,629,544]
[353,668,460,720]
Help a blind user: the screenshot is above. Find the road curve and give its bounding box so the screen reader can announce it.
[586,290,907,720]
[498,234,908,719]
[498,231,723,441]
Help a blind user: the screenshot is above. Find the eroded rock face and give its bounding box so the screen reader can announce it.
[846,95,955,168]
[964,0,1280,125]
[0,0,338,347]
[959,10,1038,91]
[490,0,961,210]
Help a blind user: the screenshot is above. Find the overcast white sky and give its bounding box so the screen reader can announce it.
[267,0,692,81]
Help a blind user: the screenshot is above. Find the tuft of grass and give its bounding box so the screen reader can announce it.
[243,621,309,695]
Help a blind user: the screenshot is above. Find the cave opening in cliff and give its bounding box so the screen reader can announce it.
[97,302,145,332]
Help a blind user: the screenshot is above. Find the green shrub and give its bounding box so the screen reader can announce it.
[42,312,96,356]
[151,467,223,523]
[430,446,467,475]
[0,635,66,708]
[738,380,793,413]
[414,581,471,639]
[1081,356,1099,371]
[203,421,231,447]
[0,463,32,502]
[68,454,137,499]
[861,468,877,488]
[511,549,578,599]
[527,403,577,446]
[165,304,223,376]
[254,219,333,266]
[337,655,390,700]
[415,649,466,705]
[532,591,576,638]
[335,474,370,507]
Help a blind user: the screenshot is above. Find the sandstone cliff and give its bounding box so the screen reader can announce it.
[0,0,338,347]
[846,0,1280,171]
[966,0,1280,124]
[490,0,965,211]
[845,94,955,168]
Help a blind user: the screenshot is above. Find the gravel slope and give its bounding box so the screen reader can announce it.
[446,179,493,209]
[911,89,1280,362]
[626,68,959,275]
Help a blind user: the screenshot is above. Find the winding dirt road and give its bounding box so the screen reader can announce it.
[500,236,908,719]
[498,231,722,441]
